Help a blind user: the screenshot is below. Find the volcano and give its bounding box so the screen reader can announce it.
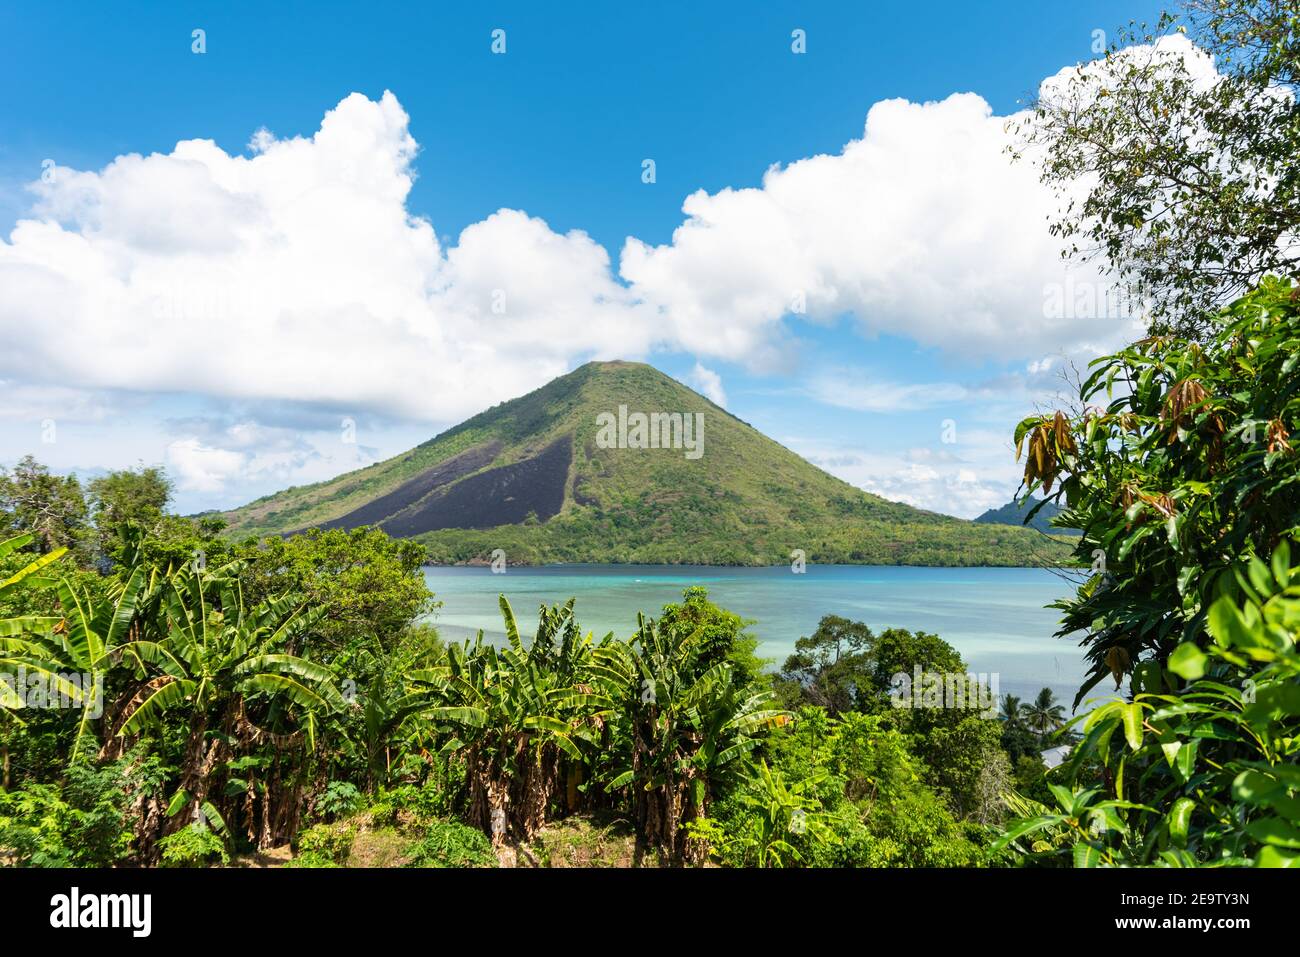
[222,361,1062,566]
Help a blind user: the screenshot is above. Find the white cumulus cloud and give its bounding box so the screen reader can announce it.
[685,363,727,407]
[0,92,653,427]
[620,92,1134,364]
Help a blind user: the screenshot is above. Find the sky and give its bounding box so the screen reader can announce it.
[0,0,1172,517]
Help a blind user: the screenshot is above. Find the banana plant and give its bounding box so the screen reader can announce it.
[1,533,62,720]
[355,669,437,792]
[115,564,344,836]
[0,540,147,757]
[723,761,838,867]
[610,611,788,863]
[0,532,66,604]
[410,597,612,843]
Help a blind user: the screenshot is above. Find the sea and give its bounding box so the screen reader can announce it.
[421,563,1105,706]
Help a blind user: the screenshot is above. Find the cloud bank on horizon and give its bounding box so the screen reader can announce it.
[2,39,1207,513]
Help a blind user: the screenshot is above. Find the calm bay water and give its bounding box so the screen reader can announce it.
[422,564,1097,704]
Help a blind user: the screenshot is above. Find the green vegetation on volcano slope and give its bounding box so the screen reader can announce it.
[222,361,1067,566]
[975,496,1078,535]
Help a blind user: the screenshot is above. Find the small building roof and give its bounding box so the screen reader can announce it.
[1040,745,1072,769]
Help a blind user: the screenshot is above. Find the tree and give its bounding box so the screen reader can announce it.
[412,597,613,844]
[1000,694,1045,763]
[115,563,344,852]
[869,626,966,694]
[777,617,969,716]
[610,602,787,864]
[775,615,875,714]
[656,585,767,691]
[1008,0,1300,340]
[1021,688,1066,740]
[87,466,172,558]
[0,456,87,555]
[1,562,148,759]
[1010,1,1300,340]
[913,712,1007,820]
[1016,278,1300,704]
[760,708,986,867]
[239,528,436,655]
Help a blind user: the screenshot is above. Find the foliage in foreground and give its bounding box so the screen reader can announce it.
[1,474,1033,868]
[1017,278,1300,706]
[997,541,1300,867]
[1003,278,1300,867]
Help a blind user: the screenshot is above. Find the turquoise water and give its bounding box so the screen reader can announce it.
[422,564,1099,705]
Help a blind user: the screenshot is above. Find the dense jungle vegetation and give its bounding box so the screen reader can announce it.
[0,471,1069,867]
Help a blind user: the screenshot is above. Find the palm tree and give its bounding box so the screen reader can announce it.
[999,694,1024,727]
[1021,687,1066,740]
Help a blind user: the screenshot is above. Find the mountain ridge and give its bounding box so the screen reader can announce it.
[975,496,1078,535]
[222,361,1068,566]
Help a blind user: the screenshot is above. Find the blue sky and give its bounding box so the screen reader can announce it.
[0,1,1166,516]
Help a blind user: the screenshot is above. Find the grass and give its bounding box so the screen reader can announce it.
[522,814,644,868]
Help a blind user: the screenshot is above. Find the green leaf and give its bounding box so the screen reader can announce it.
[1169,797,1194,847]
[1271,540,1292,588]
[1168,643,1208,680]
[991,814,1066,852]
[1175,738,1198,780]
[1122,702,1144,751]
[166,788,191,817]
[1048,784,1076,814]
[0,546,67,596]
[117,678,197,736]
[1207,597,1251,649]
[1233,769,1281,805]
[1257,846,1300,868]
[1244,818,1300,849]
[1073,843,1102,868]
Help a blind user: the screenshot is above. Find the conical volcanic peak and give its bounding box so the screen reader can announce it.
[223,362,1064,566]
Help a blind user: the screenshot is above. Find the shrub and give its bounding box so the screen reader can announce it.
[316,781,364,821]
[370,781,452,828]
[0,757,151,867]
[403,820,496,868]
[295,821,357,866]
[158,824,230,868]
[858,786,985,867]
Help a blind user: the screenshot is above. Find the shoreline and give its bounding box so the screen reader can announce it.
[429,559,1073,571]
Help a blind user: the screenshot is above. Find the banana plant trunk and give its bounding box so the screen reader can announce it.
[465,737,560,846]
[167,713,217,837]
[632,722,707,864]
